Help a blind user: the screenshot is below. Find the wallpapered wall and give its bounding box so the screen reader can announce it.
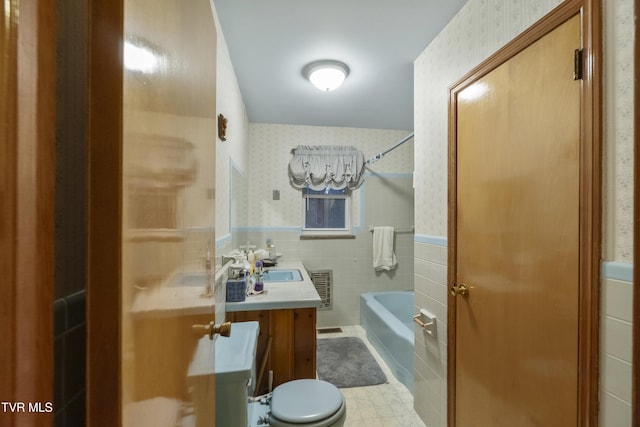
[604,0,635,262]
[414,0,635,262]
[413,0,635,426]
[214,2,250,242]
[247,123,413,228]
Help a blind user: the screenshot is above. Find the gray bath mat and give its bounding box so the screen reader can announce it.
[317,337,387,388]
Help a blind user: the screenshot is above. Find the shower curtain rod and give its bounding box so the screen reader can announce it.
[365,132,414,165]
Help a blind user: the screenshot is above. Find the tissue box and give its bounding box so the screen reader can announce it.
[226,278,247,302]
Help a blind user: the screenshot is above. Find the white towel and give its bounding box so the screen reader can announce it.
[372,226,397,271]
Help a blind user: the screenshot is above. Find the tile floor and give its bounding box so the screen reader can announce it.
[317,325,425,427]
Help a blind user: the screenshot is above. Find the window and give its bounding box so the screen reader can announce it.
[302,187,351,236]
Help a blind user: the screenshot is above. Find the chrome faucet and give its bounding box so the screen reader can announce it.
[201,241,214,298]
[221,255,236,266]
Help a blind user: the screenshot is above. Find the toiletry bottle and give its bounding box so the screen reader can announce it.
[242,269,254,295]
[254,260,264,292]
[254,276,263,292]
[266,238,276,259]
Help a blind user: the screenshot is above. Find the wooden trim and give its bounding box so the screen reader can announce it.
[633,0,639,424]
[447,1,602,425]
[86,0,123,425]
[578,1,603,425]
[0,2,19,422]
[449,0,584,94]
[446,76,459,427]
[0,0,56,425]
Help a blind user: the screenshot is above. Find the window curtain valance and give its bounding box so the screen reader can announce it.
[289,145,366,191]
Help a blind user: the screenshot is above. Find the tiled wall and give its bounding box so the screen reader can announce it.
[412,0,635,426]
[413,239,448,426]
[53,291,86,427]
[601,267,633,426]
[241,225,415,328]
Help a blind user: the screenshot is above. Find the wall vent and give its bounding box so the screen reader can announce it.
[308,270,332,311]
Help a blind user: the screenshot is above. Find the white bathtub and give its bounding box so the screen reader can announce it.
[360,291,414,393]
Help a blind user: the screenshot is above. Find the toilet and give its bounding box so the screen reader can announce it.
[194,321,346,427]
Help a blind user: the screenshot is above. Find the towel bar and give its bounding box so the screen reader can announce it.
[368,225,414,233]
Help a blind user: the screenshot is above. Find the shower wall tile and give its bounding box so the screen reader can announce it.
[603,317,632,362]
[603,277,633,321]
[414,240,448,427]
[601,391,633,427]
[237,225,415,327]
[601,275,633,424]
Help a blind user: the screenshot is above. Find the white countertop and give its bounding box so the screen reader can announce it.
[130,261,321,318]
[226,261,322,312]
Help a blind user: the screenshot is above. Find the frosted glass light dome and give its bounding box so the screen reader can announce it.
[304,60,350,92]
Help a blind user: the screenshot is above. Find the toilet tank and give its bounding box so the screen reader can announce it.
[214,321,260,426]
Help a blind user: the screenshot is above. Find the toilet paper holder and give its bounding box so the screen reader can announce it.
[412,309,437,338]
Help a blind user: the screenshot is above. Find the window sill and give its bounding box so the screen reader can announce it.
[299,234,356,240]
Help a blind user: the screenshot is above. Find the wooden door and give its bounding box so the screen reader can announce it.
[87,0,218,425]
[0,1,56,426]
[450,15,583,427]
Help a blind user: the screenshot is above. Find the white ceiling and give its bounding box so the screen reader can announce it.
[213,0,469,130]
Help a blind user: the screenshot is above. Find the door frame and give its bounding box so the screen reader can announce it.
[447,1,602,426]
[632,0,639,424]
[0,1,56,425]
[86,0,124,424]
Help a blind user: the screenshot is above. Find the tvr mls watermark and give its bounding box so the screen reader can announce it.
[1,402,53,413]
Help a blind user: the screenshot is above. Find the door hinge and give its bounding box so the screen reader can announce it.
[573,48,584,80]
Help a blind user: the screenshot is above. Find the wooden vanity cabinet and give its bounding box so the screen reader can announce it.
[227,307,316,395]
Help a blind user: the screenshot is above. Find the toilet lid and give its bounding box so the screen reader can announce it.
[271,379,344,424]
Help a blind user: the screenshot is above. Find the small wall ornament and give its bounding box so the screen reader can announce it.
[217,114,228,141]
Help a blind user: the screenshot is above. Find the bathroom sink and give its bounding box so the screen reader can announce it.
[262,269,303,282]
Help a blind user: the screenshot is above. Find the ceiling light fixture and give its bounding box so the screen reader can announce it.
[304,60,350,92]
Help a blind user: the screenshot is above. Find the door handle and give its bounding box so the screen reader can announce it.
[450,283,469,297]
[192,321,231,340]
